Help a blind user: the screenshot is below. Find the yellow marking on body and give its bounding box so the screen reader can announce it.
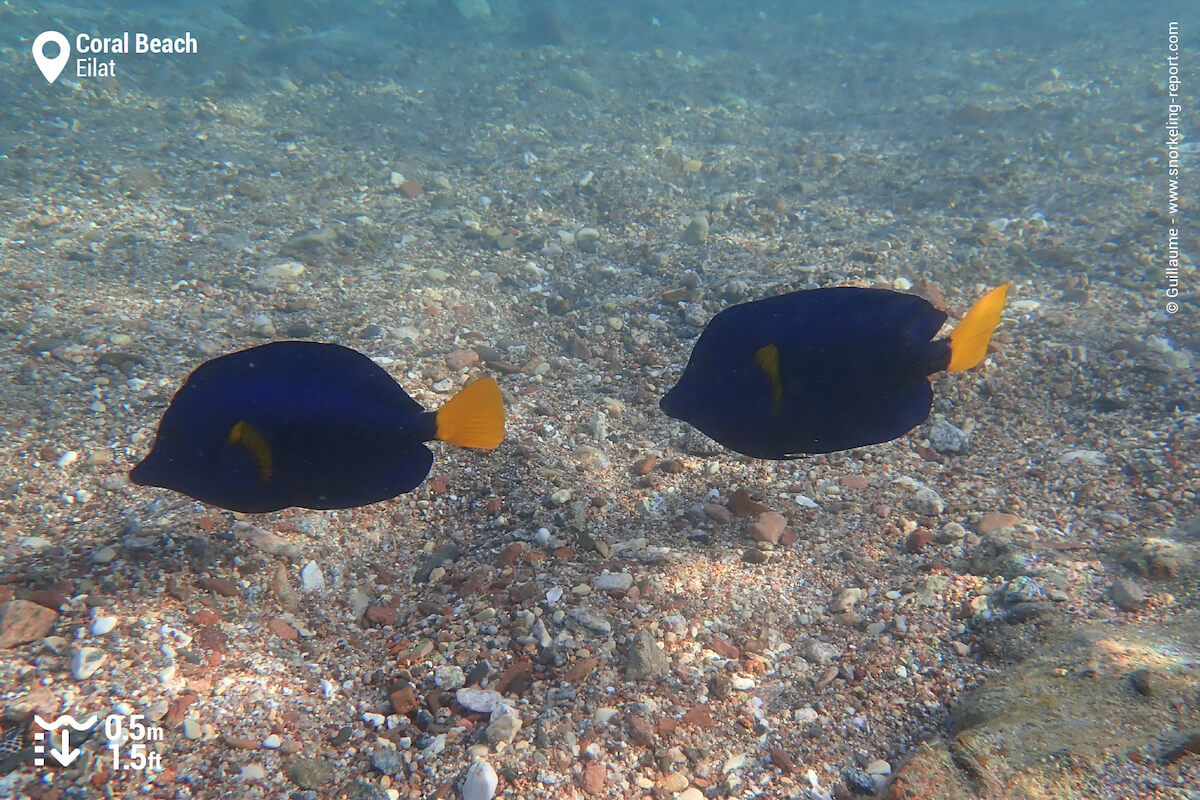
[227,420,273,482]
[754,343,784,416]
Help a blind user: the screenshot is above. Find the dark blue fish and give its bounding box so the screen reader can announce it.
[130,341,505,512]
[660,284,1009,458]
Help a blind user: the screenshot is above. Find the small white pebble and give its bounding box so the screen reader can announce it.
[262,734,282,749]
[241,763,267,781]
[90,617,117,636]
[182,718,202,740]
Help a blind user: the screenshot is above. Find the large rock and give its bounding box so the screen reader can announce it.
[0,600,57,647]
[1118,536,1195,580]
[885,616,1200,799]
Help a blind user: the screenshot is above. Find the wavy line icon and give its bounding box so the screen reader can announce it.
[33,715,97,767]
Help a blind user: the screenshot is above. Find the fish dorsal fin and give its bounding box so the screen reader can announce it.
[227,420,273,481]
[753,343,784,416]
[948,283,1011,372]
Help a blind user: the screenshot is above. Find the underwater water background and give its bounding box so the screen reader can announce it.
[0,1,1198,799]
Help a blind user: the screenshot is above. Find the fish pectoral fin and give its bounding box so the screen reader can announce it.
[226,420,273,482]
[753,343,784,416]
[947,283,1011,372]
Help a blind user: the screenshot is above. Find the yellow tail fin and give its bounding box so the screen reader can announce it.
[947,283,1011,372]
[435,377,505,450]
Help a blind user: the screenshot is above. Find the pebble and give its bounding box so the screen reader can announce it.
[485,704,522,744]
[594,707,619,726]
[742,548,768,564]
[677,789,705,800]
[71,647,106,680]
[625,629,668,680]
[704,503,732,523]
[241,763,267,781]
[92,546,118,564]
[865,760,892,791]
[371,748,405,775]
[910,487,945,516]
[794,707,819,724]
[830,587,864,614]
[462,759,498,800]
[575,227,600,253]
[0,600,58,647]
[906,528,934,552]
[978,512,1021,534]
[234,522,302,559]
[251,314,276,338]
[1059,449,1107,466]
[658,773,689,793]
[456,688,505,714]
[446,349,479,371]
[415,544,461,583]
[803,641,841,665]
[1004,576,1042,604]
[970,530,1029,578]
[929,418,968,452]
[285,757,334,789]
[1129,667,1157,696]
[938,521,967,542]
[593,572,634,593]
[682,214,709,244]
[435,665,466,690]
[569,607,611,635]
[1110,578,1146,611]
[182,718,203,740]
[566,657,599,682]
[266,261,305,280]
[90,616,117,636]
[841,475,869,491]
[843,767,876,795]
[300,561,325,593]
[748,511,787,545]
[262,734,282,749]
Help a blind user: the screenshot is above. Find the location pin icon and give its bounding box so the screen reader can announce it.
[33,31,70,84]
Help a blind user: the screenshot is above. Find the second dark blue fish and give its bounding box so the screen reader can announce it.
[660,284,1009,458]
[130,341,505,512]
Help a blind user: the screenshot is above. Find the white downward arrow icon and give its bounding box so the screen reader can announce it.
[49,729,80,766]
